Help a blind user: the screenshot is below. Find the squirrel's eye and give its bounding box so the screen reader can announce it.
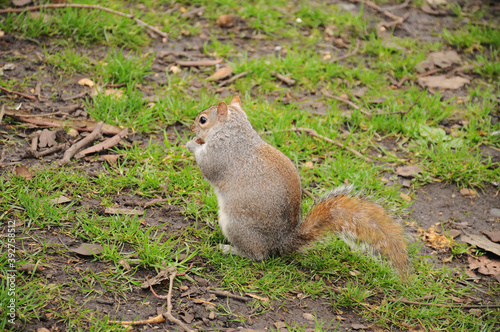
[200,116,207,125]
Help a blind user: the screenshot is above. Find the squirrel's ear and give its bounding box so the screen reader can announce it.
[229,96,242,108]
[217,102,228,121]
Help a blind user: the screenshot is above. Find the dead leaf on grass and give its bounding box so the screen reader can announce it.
[101,154,121,167]
[468,256,500,277]
[207,66,233,81]
[49,195,72,205]
[141,266,176,288]
[459,188,476,198]
[104,88,124,99]
[12,0,32,7]
[70,243,104,256]
[15,166,33,180]
[104,207,144,216]
[400,192,412,202]
[481,230,500,243]
[417,75,470,90]
[429,51,461,69]
[351,323,369,330]
[417,225,451,251]
[18,263,43,273]
[216,14,240,28]
[395,165,423,178]
[461,234,500,256]
[38,129,57,148]
[78,78,95,87]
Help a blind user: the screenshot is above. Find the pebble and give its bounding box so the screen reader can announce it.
[490,208,500,218]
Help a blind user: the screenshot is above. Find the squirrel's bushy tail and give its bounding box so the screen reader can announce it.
[295,186,410,278]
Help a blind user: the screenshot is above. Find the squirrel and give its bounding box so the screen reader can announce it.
[186,96,410,278]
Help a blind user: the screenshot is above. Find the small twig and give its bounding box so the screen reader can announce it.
[58,122,103,166]
[373,93,422,116]
[351,0,404,24]
[396,75,408,88]
[208,290,251,302]
[381,0,410,11]
[35,143,67,158]
[62,91,88,101]
[164,270,194,332]
[390,297,500,309]
[0,4,168,38]
[218,71,250,87]
[108,314,165,326]
[0,86,37,101]
[146,267,194,332]
[261,127,372,163]
[105,83,127,88]
[176,59,223,67]
[74,128,128,159]
[330,41,360,63]
[0,105,5,124]
[144,198,170,208]
[321,89,372,118]
[271,72,296,86]
[15,111,67,118]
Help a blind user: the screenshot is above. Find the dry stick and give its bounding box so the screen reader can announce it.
[58,121,103,166]
[16,111,67,118]
[0,86,37,101]
[0,105,5,124]
[262,127,372,163]
[218,71,250,87]
[146,268,194,332]
[321,89,372,118]
[390,298,500,309]
[208,290,251,302]
[74,127,128,159]
[62,91,88,101]
[330,41,360,63]
[34,143,67,158]
[351,0,404,23]
[373,93,422,116]
[164,271,194,332]
[0,4,167,39]
[144,198,170,208]
[108,314,165,326]
[271,72,296,86]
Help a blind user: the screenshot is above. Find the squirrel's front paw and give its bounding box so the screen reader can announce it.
[186,139,201,153]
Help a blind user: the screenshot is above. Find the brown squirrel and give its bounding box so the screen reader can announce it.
[186,96,410,278]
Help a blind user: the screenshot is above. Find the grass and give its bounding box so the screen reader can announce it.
[1,0,499,331]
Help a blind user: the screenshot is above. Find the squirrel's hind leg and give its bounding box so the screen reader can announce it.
[219,244,241,256]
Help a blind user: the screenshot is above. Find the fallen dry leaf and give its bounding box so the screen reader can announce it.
[70,243,104,256]
[395,165,423,178]
[216,14,239,28]
[468,256,500,276]
[78,78,95,87]
[15,166,33,180]
[12,0,32,7]
[417,75,470,90]
[461,234,500,256]
[400,192,412,202]
[141,266,176,288]
[49,195,72,205]
[207,66,233,81]
[460,188,476,198]
[481,230,500,243]
[429,51,461,69]
[169,65,180,73]
[38,129,57,148]
[417,225,451,251]
[104,207,144,216]
[104,88,124,99]
[101,154,121,167]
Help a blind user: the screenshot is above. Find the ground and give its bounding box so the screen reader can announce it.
[0,0,499,331]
